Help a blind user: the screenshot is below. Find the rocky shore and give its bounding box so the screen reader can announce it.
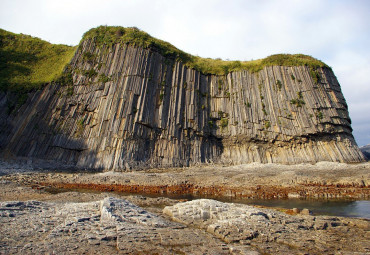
[0,160,369,254]
[0,181,369,254]
[2,160,369,200]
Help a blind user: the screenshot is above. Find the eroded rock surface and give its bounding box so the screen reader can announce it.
[0,197,249,254]
[1,178,369,255]
[164,199,370,254]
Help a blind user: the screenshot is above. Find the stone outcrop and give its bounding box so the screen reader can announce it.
[1,195,369,254]
[164,199,370,254]
[0,32,365,170]
[0,197,243,254]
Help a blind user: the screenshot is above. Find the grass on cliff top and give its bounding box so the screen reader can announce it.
[83,26,329,75]
[0,28,76,93]
[0,25,329,95]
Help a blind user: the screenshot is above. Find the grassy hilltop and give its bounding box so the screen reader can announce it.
[1,26,329,95]
[0,28,76,93]
[83,26,329,75]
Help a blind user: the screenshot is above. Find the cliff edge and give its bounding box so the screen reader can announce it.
[0,26,365,170]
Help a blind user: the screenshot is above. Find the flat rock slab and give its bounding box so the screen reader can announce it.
[164,199,370,254]
[0,197,258,254]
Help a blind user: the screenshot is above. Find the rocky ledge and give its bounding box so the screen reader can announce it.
[0,194,369,255]
[2,161,369,199]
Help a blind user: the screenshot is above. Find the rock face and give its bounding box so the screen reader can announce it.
[360,144,370,160]
[0,36,365,170]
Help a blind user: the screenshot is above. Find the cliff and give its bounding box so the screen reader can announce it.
[360,144,370,160]
[0,26,365,170]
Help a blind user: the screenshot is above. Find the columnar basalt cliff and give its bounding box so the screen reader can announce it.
[0,27,365,170]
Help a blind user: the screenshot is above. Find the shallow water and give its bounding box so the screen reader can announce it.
[45,187,370,219]
[224,198,370,219]
[168,195,370,219]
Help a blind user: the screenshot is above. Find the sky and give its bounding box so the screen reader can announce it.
[1,0,369,146]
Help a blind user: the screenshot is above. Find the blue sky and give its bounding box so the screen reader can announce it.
[1,0,369,146]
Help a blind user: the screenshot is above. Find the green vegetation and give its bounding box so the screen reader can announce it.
[82,26,329,75]
[82,52,95,63]
[82,26,192,64]
[208,120,214,129]
[1,25,329,94]
[77,118,84,127]
[98,73,111,83]
[159,93,164,102]
[264,120,271,129]
[56,65,73,86]
[316,110,324,120]
[220,118,228,128]
[66,86,74,96]
[258,83,268,116]
[290,98,303,107]
[309,68,321,84]
[84,69,98,79]
[76,117,85,136]
[218,80,223,90]
[276,79,282,90]
[290,91,305,107]
[218,110,224,118]
[0,28,76,92]
[1,25,330,97]
[191,53,328,75]
[262,106,268,116]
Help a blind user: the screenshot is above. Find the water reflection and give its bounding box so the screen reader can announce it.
[229,198,370,219]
